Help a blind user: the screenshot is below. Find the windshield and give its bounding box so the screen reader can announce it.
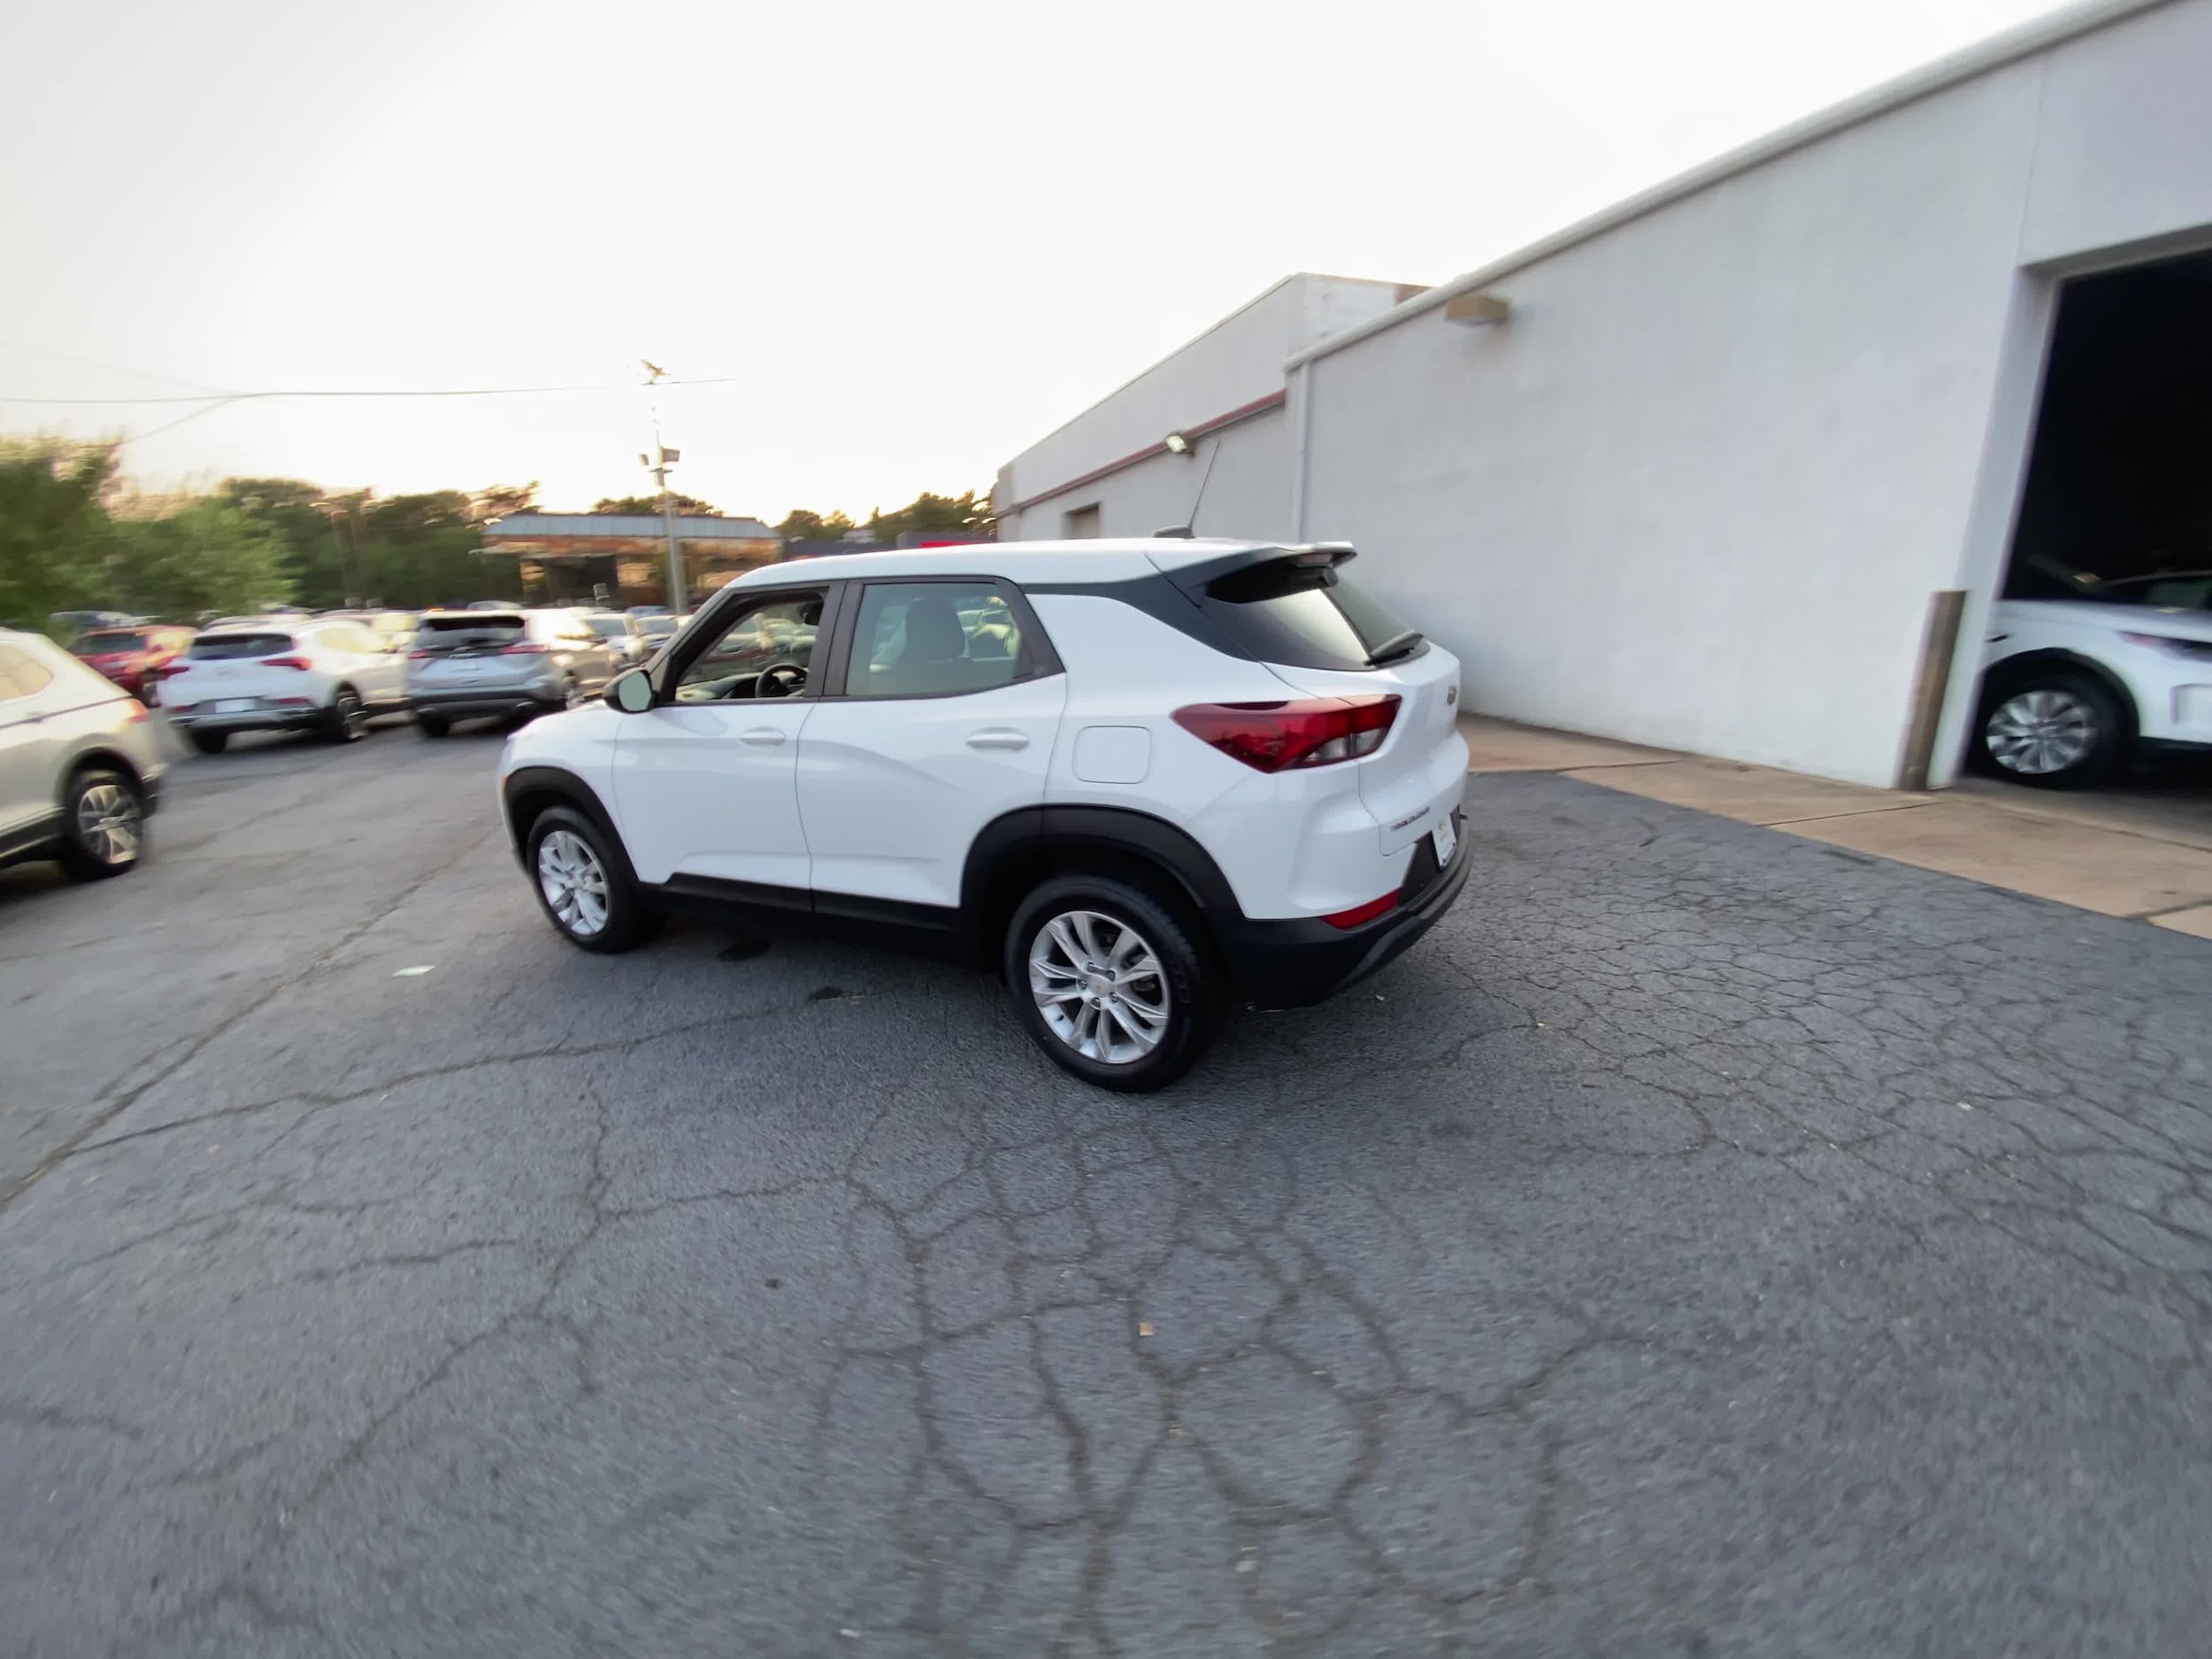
[190,633,294,660]
[583,616,629,639]
[638,616,680,639]
[74,631,149,653]
[415,614,526,652]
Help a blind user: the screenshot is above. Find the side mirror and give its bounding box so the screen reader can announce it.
[607,670,655,714]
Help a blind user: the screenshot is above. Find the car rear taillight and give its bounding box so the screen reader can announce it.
[1322,892,1398,930]
[1171,695,1400,772]
[263,655,311,671]
[408,649,434,660]
[503,641,550,655]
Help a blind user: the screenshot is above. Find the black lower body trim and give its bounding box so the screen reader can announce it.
[1217,822,1471,1009]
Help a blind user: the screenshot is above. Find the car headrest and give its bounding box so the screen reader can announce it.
[899,595,968,664]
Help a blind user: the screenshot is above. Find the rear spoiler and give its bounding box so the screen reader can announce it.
[1156,541,1358,604]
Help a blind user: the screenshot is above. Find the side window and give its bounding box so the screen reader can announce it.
[0,644,56,700]
[673,591,825,703]
[843,581,1028,698]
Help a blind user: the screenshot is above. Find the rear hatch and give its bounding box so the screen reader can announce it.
[1159,547,1465,856]
[410,613,535,691]
[167,631,306,709]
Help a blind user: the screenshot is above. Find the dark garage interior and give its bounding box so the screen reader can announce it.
[2005,248,2212,602]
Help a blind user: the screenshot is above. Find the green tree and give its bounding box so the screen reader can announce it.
[471,483,538,523]
[219,477,351,610]
[0,439,119,632]
[353,491,493,609]
[591,493,718,516]
[107,498,293,619]
[774,508,856,541]
[866,488,994,546]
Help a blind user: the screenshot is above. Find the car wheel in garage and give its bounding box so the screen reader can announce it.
[526,806,647,953]
[415,711,450,738]
[1978,669,2125,788]
[59,766,145,880]
[187,729,228,756]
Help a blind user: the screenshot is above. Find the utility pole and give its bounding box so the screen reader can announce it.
[641,361,685,610]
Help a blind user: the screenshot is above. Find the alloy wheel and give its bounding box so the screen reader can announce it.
[1985,688,2094,776]
[1028,909,1170,1064]
[537,829,610,937]
[75,781,142,867]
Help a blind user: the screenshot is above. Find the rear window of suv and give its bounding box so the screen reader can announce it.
[74,630,148,653]
[415,614,526,651]
[189,633,295,660]
[1194,558,1424,672]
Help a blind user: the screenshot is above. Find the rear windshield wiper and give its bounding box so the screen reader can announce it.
[1365,628,1425,665]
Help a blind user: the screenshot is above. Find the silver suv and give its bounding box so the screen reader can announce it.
[407,610,621,736]
[0,628,169,879]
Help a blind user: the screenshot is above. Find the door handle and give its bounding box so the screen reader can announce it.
[965,729,1029,750]
[738,727,787,747]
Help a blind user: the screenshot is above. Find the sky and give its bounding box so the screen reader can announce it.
[1,0,2070,522]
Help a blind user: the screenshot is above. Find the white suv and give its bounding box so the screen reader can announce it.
[496,539,1470,1089]
[1974,574,2212,787]
[0,629,167,879]
[162,619,408,753]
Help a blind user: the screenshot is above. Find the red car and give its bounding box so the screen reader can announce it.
[70,626,196,702]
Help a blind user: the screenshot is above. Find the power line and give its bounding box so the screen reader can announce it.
[0,336,234,398]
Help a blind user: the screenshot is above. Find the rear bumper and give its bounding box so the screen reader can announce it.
[1217,811,1470,1009]
[411,689,566,719]
[166,704,325,733]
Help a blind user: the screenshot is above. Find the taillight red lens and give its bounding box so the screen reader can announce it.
[1323,892,1398,930]
[1171,695,1400,772]
[262,655,311,671]
[408,649,434,659]
[503,641,550,655]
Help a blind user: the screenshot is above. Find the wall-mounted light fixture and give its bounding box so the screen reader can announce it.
[1443,292,1510,327]
[1163,430,1194,456]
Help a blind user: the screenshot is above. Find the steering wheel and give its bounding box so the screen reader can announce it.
[757,661,808,698]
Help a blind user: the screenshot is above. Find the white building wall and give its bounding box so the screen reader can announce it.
[1025,410,1294,543]
[1294,0,2212,787]
[998,274,1403,544]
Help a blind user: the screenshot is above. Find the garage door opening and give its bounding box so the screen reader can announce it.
[1971,248,2212,793]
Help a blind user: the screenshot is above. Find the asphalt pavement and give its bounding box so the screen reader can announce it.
[4,718,2211,1655]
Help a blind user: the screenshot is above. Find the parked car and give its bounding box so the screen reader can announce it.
[579,611,653,665]
[1974,572,2212,786]
[635,613,683,651]
[495,538,1469,1090]
[407,609,622,736]
[70,625,196,702]
[49,610,140,642]
[162,619,409,753]
[318,608,419,655]
[0,628,166,879]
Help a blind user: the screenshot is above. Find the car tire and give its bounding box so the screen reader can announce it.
[1004,873,1219,1093]
[1976,668,2126,789]
[58,765,146,880]
[187,729,228,756]
[323,687,367,744]
[415,711,450,738]
[526,806,648,954]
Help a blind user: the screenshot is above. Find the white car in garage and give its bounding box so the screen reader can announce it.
[1975,573,2212,786]
[161,619,409,754]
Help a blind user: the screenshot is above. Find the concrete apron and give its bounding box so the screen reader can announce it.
[1459,715,2212,937]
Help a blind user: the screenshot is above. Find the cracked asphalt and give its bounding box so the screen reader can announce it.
[4,724,2212,1655]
